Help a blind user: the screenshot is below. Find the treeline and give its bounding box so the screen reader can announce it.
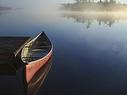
[61,0,127,11]
[75,0,117,4]
[0,6,11,10]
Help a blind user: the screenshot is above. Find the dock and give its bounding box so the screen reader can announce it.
[0,37,31,73]
[0,37,31,56]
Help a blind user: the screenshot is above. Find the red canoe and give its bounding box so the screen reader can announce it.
[21,32,53,83]
[27,58,52,95]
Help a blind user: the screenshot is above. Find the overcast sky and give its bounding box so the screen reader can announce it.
[0,0,127,8]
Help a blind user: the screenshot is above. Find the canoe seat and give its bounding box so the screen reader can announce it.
[25,45,50,49]
[22,57,39,58]
[31,49,47,52]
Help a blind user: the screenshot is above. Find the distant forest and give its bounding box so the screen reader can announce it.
[74,0,118,4]
[0,6,11,10]
[61,0,127,11]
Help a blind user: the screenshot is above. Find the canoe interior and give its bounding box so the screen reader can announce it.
[21,32,52,64]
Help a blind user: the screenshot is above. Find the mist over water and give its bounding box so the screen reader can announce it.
[1,0,127,95]
[62,12,127,28]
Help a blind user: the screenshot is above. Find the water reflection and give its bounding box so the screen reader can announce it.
[0,56,52,95]
[0,11,6,16]
[62,12,127,28]
[25,58,52,95]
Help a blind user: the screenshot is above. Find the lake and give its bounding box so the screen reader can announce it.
[1,7,127,95]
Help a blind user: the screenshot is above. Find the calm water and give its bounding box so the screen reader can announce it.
[1,7,127,95]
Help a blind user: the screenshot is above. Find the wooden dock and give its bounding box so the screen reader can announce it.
[0,37,31,56]
[0,37,31,73]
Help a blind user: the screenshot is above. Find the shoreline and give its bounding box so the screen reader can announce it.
[0,6,11,10]
[61,3,127,12]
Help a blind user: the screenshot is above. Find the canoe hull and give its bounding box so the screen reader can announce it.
[27,57,52,95]
[26,49,52,83]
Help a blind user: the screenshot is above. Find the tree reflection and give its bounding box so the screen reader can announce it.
[62,12,125,28]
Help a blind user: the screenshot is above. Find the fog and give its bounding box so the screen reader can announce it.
[0,0,54,11]
[0,0,72,8]
[0,0,127,8]
[0,0,127,11]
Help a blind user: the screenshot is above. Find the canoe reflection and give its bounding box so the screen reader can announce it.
[0,55,52,95]
[24,57,52,95]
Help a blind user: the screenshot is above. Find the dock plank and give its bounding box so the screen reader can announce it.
[0,37,31,66]
[0,37,31,55]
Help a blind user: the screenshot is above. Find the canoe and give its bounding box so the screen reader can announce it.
[21,32,53,83]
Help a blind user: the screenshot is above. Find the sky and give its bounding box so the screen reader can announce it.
[0,0,72,7]
[0,0,127,8]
